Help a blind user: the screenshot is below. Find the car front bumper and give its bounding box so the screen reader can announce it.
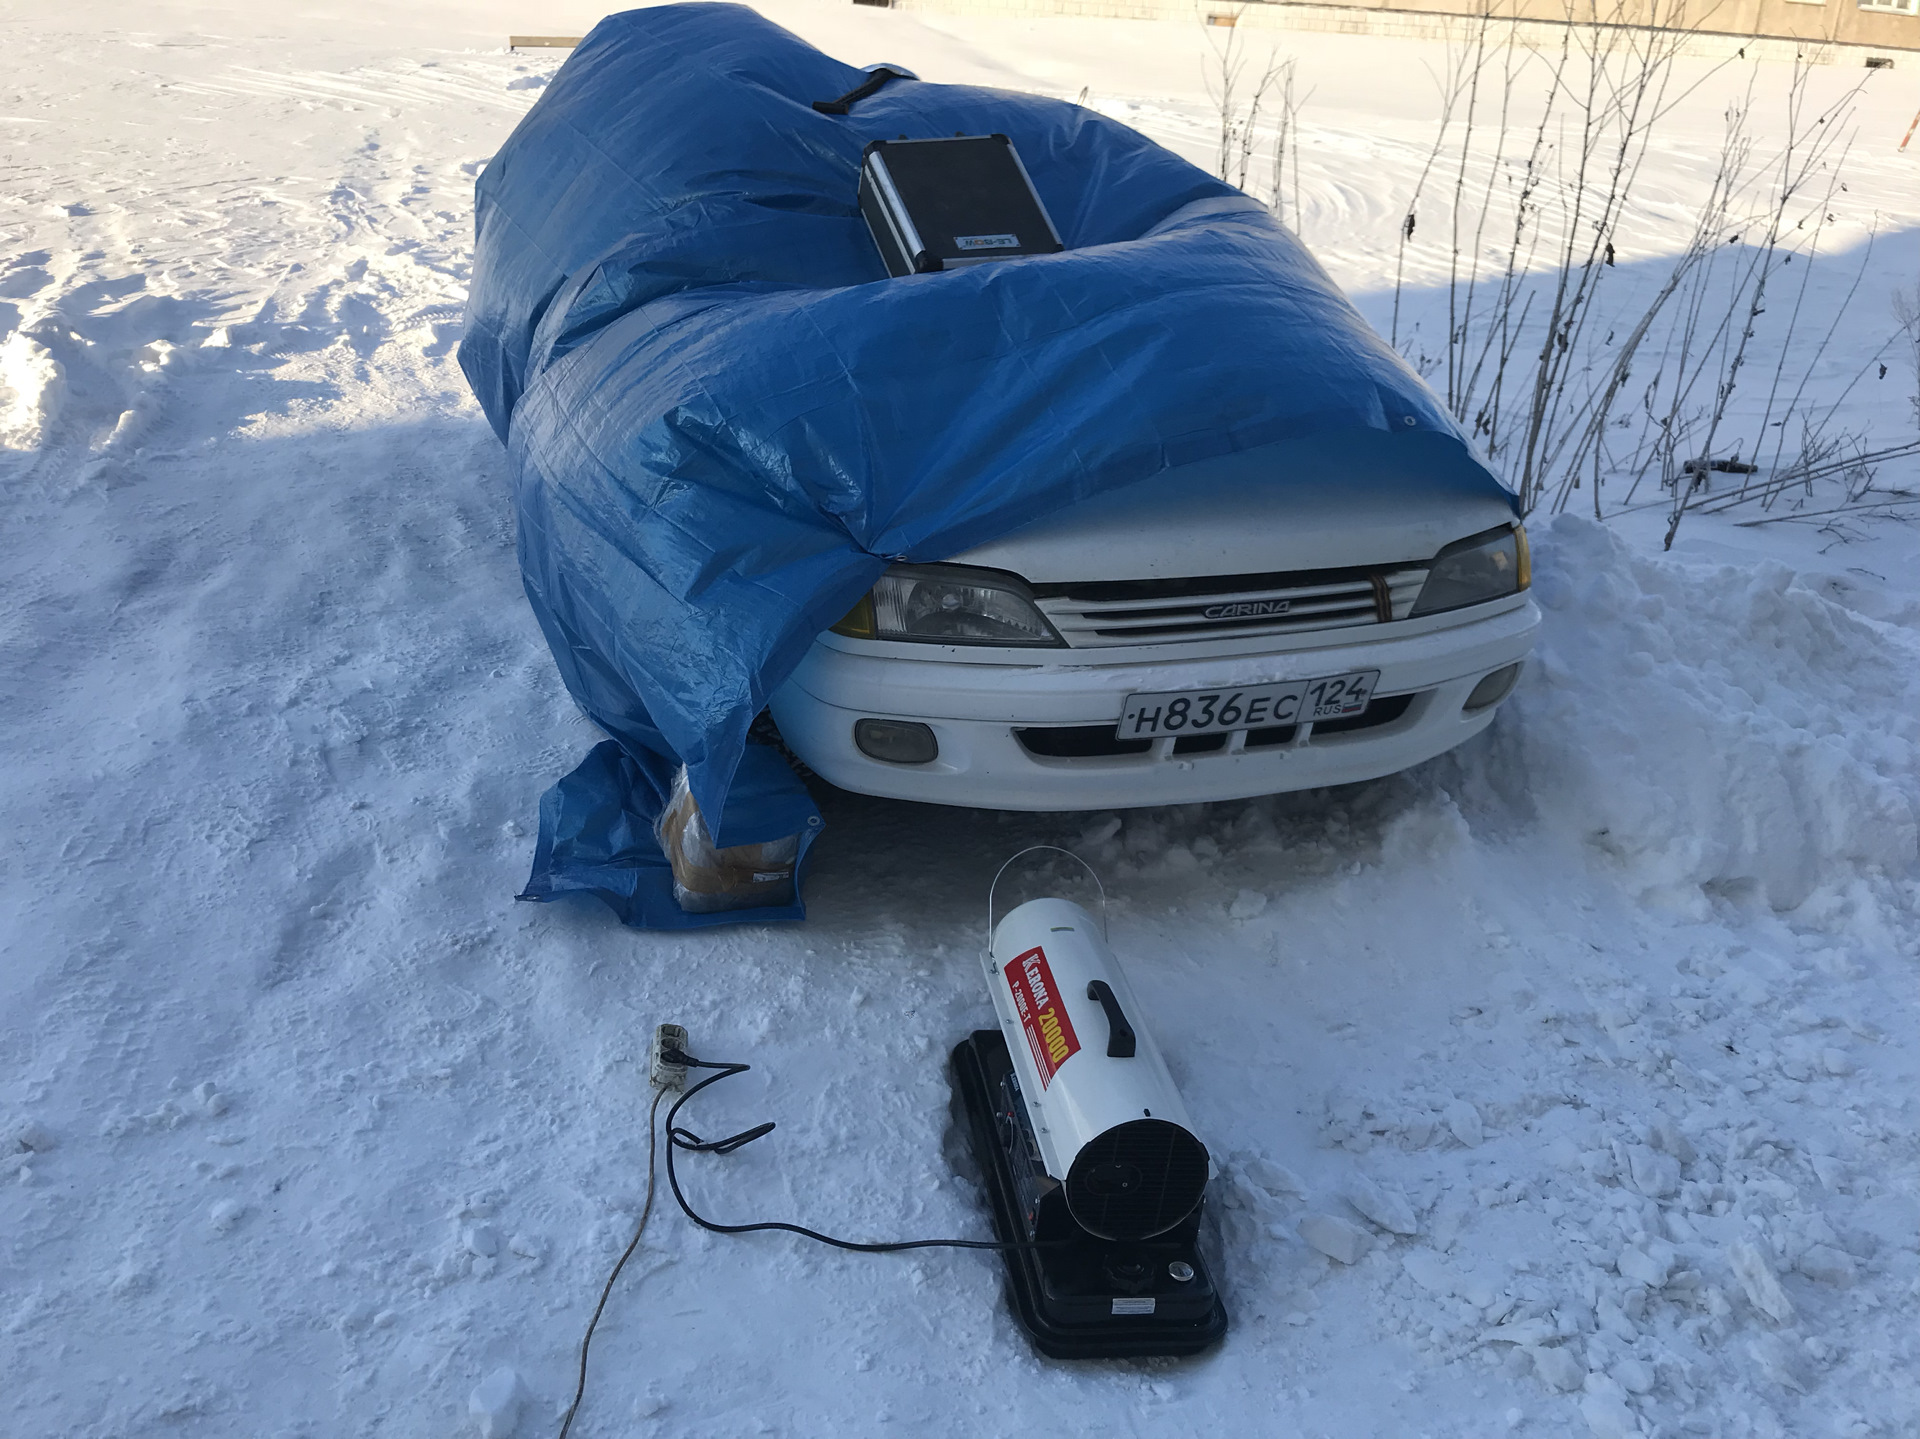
[767,598,1540,811]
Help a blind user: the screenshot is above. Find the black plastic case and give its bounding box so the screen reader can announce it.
[859,135,1064,278]
[950,1029,1228,1359]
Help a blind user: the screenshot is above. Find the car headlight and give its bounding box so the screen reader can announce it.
[1410,523,1530,618]
[831,563,1065,647]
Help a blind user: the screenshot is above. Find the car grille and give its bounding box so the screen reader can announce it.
[1031,565,1429,648]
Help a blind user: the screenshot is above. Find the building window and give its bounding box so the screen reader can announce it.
[1858,0,1917,13]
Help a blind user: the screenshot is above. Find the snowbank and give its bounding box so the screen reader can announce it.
[1513,517,1919,914]
[0,330,64,450]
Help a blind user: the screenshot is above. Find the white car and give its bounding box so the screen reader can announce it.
[768,436,1538,811]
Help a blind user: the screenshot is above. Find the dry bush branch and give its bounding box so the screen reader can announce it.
[1380,0,1896,542]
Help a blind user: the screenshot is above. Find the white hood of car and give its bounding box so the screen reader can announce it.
[948,430,1518,584]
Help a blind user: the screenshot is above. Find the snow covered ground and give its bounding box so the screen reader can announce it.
[3,3,1918,1436]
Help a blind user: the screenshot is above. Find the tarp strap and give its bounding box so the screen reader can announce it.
[811,67,911,116]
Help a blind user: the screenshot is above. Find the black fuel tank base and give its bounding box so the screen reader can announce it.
[950,1030,1228,1360]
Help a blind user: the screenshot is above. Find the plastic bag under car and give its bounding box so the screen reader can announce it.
[655,765,798,913]
[516,740,820,929]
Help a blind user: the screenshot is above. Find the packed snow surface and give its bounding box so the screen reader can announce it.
[3,3,1919,1437]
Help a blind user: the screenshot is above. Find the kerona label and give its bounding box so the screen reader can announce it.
[1005,945,1081,1087]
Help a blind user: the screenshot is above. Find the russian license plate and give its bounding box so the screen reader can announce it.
[1116,670,1381,741]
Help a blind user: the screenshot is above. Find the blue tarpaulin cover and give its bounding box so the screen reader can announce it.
[459,2,1513,929]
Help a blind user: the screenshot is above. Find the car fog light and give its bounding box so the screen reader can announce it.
[854,718,939,764]
[1463,662,1523,712]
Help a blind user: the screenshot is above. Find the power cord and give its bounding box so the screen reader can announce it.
[662,1048,1067,1253]
[556,1041,1059,1439]
[555,1085,666,1439]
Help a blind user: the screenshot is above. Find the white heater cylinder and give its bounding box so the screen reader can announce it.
[985,897,1210,1241]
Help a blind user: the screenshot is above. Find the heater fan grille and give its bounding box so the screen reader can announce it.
[1064,1119,1209,1241]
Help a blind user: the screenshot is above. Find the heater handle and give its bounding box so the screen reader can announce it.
[1085,981,1137,1058]
[986,845,1109,951]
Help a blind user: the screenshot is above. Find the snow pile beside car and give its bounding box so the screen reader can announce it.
[1510,516,1919,914]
